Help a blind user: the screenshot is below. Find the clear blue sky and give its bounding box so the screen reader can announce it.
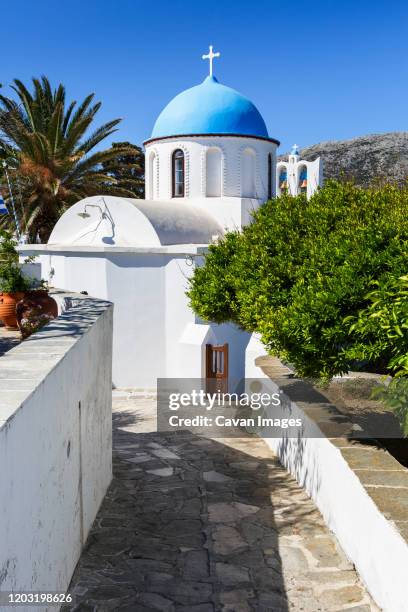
[1,0,407,152]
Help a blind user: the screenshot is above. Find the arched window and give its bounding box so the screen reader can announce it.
[172,149,185,197]
[206,148,222,197]
[299,165,307,193]
[278,166,288,194]
[242,149,256,198]
[267,153,273,199]
[149,151,158,199]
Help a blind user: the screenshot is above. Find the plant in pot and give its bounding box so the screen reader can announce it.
[16,289,58,339]
[0,230,33,330]
[0,230,59,335]
[0,262,33,330]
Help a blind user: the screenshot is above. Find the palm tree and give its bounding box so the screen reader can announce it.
[0,77,142,242]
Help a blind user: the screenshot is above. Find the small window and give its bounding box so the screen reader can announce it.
[172,149,185,197]
[278,167,288,193]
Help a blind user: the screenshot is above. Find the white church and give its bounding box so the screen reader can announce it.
[20,47,322,391]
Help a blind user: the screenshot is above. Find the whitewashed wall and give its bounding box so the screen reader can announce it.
[20,245,251,391]
[145,135,277,201]
[245,333,269,379]
[145,135,277,230]
[0,294,113,610]
[31,249,190,388]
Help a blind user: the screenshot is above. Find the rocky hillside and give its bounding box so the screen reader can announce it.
[283,133,408,187]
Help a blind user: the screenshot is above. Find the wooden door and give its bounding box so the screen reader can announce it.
[206,343,228,393]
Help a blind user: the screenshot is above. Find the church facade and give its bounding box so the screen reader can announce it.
[19,48,322,390]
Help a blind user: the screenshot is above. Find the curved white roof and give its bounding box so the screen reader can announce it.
[48,196,224,247]
[149,75,272,142]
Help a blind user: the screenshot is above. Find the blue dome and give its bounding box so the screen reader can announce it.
[150,76,269,140]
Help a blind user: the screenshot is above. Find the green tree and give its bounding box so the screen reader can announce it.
[188,181,408,380]
[0,76,140,241]
[102,141,144,198]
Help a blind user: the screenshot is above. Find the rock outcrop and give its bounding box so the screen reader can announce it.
[280,133,408,187]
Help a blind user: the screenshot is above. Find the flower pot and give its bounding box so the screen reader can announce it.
[16,290,58,339]
[0,292,25,330]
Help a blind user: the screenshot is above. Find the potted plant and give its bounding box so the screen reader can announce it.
[0,230,33,329]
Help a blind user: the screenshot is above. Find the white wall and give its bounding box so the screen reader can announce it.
[164,252,252,389]
[40,252,167,389]
[105,253,167,388]
[241,148,256,198]
[24,248,202,389]
[245,333,269,379]
[210,322,251,391]
[164,255,197,379]
[146,136,277,202]
[206,147,222,197]
[20,245,251,391]
[0,295,113,610]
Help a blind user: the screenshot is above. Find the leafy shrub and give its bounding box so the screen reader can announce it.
[0,229,34,293]
[347,274,408,437]
[0,263,32,293]
[346,275,408,377]
[188,181,408,379]
[372,378,408,436]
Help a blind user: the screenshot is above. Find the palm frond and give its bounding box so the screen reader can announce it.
[76,119,121,155]
[0,76,144,240]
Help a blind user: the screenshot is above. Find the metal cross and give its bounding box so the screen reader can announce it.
[202,45,220,77]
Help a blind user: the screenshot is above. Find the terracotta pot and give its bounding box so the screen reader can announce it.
[0,292,25,330]
[16,290,58,339]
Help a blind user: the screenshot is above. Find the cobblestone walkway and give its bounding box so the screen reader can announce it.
[0,328,21,356]
[64,394,379,612]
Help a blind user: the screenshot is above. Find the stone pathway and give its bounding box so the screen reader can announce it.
[0,327,21,356]
[63,394,379,612]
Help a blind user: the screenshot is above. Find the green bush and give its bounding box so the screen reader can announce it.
[346,275,408,377]
[0,229,34,293]
[188,181,408,379]
[372,378,408,436]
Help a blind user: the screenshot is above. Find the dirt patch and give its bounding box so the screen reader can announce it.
[318,376,408,468]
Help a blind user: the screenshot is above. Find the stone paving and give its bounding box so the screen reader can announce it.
[63,394,379,612]
[0,327,21,356]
